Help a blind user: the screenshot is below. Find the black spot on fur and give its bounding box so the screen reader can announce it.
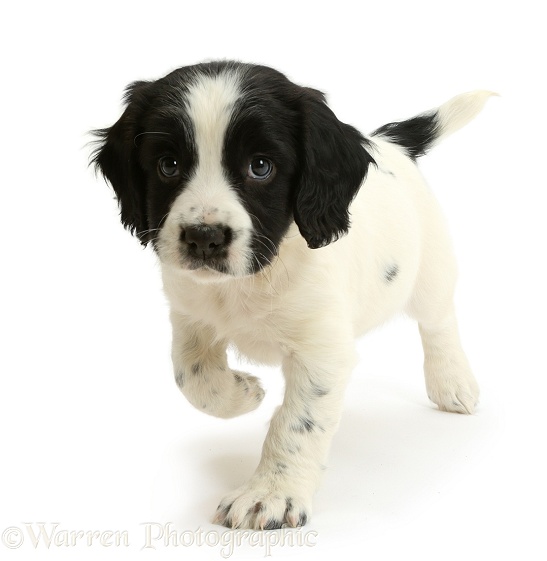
[372,111,440,160]
[286,443,301,455]
[217,503,231,515]
[175,370,185,388]
[263,519,285,530]
[291,417,315,433]
[191,363,202,375]
[385,264,399,282]
[310,382,329,397]
[252,502,263,514]
[216,503,233,528]
[284,498,308,527]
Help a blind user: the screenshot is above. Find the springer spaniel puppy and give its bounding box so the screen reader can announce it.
[92,61,492,530]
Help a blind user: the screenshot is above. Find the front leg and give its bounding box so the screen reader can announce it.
[213,346,355,529]
[171,312,264,418]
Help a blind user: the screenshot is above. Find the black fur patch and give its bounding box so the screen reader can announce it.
[372,111,440,160]
[293,91,375,248]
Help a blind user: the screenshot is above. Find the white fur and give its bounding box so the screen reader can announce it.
[158,76,488,529]
[157,71,255,279]
[436,90,497,142]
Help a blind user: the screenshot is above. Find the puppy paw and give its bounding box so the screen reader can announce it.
[212,483,310,530]
[225,371,265,418]
[183,367,264,419]
[426,367,480,414]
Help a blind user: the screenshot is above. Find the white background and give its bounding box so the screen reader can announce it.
[1,1,546,559]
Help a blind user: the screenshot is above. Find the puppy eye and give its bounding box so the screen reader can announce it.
[248,157,274,180]
[158,157,180,178]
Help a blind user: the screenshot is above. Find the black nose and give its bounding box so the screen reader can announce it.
[182,225,230,259]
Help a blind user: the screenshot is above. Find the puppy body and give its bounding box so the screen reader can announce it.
[93,62,491,530]
[165,140,424,365]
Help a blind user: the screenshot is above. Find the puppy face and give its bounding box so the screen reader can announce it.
[93,61,374,280]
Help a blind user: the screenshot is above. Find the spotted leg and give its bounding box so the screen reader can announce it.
[213,339,355,529]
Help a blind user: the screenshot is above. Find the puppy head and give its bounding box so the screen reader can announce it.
[92,61,374,279]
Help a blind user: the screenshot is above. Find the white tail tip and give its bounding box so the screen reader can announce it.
[437,90,499,141]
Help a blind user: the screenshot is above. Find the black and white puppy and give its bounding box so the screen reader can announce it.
[92,61,491,530]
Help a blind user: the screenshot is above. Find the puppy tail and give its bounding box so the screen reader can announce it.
[372,90,498,159]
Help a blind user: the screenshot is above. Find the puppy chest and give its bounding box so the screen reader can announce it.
[177,287,284,364]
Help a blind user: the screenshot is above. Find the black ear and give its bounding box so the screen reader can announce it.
[91,81,152,244]
[294,88,375,249]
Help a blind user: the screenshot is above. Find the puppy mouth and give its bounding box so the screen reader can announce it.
[185,257,230,275]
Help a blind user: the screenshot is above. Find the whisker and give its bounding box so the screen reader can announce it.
[252,235,290,287]
[253,238,276,258]
[247,212,265,231]
[138,227,162,236]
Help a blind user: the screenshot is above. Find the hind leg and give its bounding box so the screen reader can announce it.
[417,313,479,414]
[406,212,479,414]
